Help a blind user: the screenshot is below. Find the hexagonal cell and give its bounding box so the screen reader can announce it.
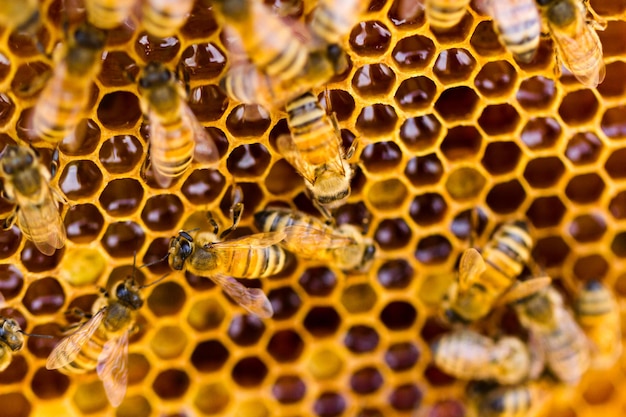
[20,243,63,272]
[267,329,304,362]
[58,119,101,157]
[394,76,436,111]
[424,363,456,386]
[298,267,337,296]
[387,0,425,28]
[61,203,103,243]
[97,91,142,129]
[226,143,271,177]
[61,247,106,286]
[100,221,145,257]
[150,325,187,359]
[434,86,480,121]
[440,125,482,161]
[405,153,444,186]
[308,346,344,380]
[219,183,264,219]
[523,157,566,189]
[605,148,626,179]
[399,114,442,151]
[0,227,22,260]
[609,190,626,219]
[22,277,65,316]
[180,42,227,81]
[409,193,447,226]
[600,105,626,139]
[228,314,266,346]
[374,218,412,250]
[191,339,229,372]
[360,141,403,173]
[389,383,423,411]
[598,61,626,98]
[147,282,186,316]
[344,325,380,353]
[565,132,603,165]
[478,104,520,135]
[573,254,608,281]
[385,342,420,371]
[303,306,341,337]
[433,48,476,83]
[272,375,306,404]
[318,90,356,122]
[0,52,10,84]
[59,160,103,199]
[377,259,414,289]
[141,194,184,231]
[349,20,392,55]
[526,196,567,228]
[470,21,505,56]
[481,141,522,175]
[599,21,626,57]
[134,33,180,62]
[225,105,271,137]
[391,34,436,70]
[181,0,219,38]
[351,366,383,394]
[559,89,599,126]
[380,301,417,330]
[232,356,268,387]
[99,179,144,216]
[521,117,562,150]
[264,160,302,195]
[415,234,452,264]
[533,236,570,268]
[99,134,143,174]
[188,85,229,122]
[314,392,346,417]
[0,94,14,128]
[27,322,62,359]
[352,64,396,97]
[367,178,407,211]
[486,179,526,214]
[181,168,225,205]
[356,104,398,135]
[98,51,138,87]
[11,61,52,100]
[0,265,24,300]
[582,376,615,405]
[341,283,377,314]
[569,214,606,243]
[516,76,556,110]
[611,232,626,257]
[474,60,517,97]
[116,396,151,417]
[152,368,190,399]
[0,392,31,417]
[447,166,487,202]
[268,286,301,320]
[128,353,150,385]
[0,355,27,384]
[565,173,605,204]
[450,208,488,240]
[427,399,465,417]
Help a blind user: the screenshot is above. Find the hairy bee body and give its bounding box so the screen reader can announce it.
[0,318,25,372]
[445,220,533,323]
[432,329,530,384]
[309,0,367,44]
[31,23,105,146]
[476,384,543,417]
[538,0,605,87]
[487,0,541,62]
[575,279,622,369]
[254,208,377,272]
[425,0,471,30]
[46,278,144,407]
[86,0,138,29]
[142,0,194,38]
[0,145,65,256]
[0,0,39,34]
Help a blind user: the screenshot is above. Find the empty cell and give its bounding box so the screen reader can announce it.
[474,60,517,97]
[344,325,380,353]
[134,33,181,63]
[486,180,526,214]
[231,357,268,387]
[299,267,337,296]
[180,42,227,80]
[356,104,398,135]
[191,340,229,372]
[360,141,403,172]
[267,287,301,320]
[394,76,437,110]
[349,21,392,56]
[565,173,605,204]
[374,219,412,250]
[415,234,452,264]
[226,105,271,137]
[569,214,606,243]
[533,236,570,268]
[304,307,341,337]
[482,141,522,175]
[380,301,417,330]
[516,76,556,110]
[433,48,476,83]
[99,135,143,174]
[399,114,442,150]
[565,132,603,165]
[353,64,396,97]
[385,342,420,371]
[434,87,480,121]
[478,104,520,135]
[228,314,266,346]
[582,377,615,405]
[526,196,567,228]
[272,375,306,404]
[267,329,304,362]
[409,193,448,226]
[428,399,465,417]
[392,35,436,70]
[523,157,566,188]
[341,283,377,314]
[99,179,144,216]
[265,160,302,195]
[141,194,184,231]
[219,183,265,218]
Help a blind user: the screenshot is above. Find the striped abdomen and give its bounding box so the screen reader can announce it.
[142,0,194,38]
[309,0,365,44]
[219,245,288,279]
[149,109,194,183]
[479,385,535,417]
[86,0,137,29]
[425,0,471,30]
[431,329,494,380]
[490,0,540,62]
[57,326,107,374]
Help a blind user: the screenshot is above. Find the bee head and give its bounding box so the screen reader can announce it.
[0,319,24,351]
[168,231,194,271]
[0,146,34,176]
[442,308,471,325]
[359,240,377,270]
[116,280,144,310]
[73,23,106,51]
[139,62,172,90]
[583,279,604,292]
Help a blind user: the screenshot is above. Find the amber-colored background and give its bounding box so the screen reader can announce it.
[0,0,625,416]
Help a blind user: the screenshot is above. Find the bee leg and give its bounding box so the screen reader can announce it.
[312,196,334,223]
[64,307,93,320]
[345,137,360,161]
[205,212,220,235]
[140,151,152,182]
[582,0,607,30]
[1,207,17,230]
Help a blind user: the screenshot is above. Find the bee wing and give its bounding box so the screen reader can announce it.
[183,104,220,164]
[458,248,486,291]
[276,134,317,184]
[16,185,66,256]
[211,273,273,318]
[496,276,553,306]
[282,225,354,255]
[46,307,106,370]
[96,331,129,408]
[208,231,287,250]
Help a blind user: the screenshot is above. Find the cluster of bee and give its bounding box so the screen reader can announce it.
[431,220,622,416]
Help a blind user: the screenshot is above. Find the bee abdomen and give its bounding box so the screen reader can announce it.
[426,0,470,30]
[142,0,193,38]
[59,335,105,374]
[86,0,136,29]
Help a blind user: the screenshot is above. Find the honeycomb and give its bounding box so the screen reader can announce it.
[0,0,625,416]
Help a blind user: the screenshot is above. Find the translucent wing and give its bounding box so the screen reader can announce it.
[207,231,287,251]
[458,248,486,291]
[497,276,553,306]
[183,103,220,164]
[46,307,106,370]
[276,134,317,184]
[16,184,65,256]
[97,331,129,408]
[210,272,273,318]
[281,225,354,257]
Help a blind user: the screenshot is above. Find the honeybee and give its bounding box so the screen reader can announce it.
[443,220,549,324]
[0,145,66,256]
[30,23,106,148]
[0,317,25,372]
[483,0,541,63]
[308,0,368,45]
[0,0,40,35]
[471,383,547,417]
[141,0,194,38]
[85,0,138,29]
[431,329,531,385]
[537,0,605,87]
[46,273,148,407]
[254,207,377,272]
[513,286,590,384]
[574,279,622,369]
[138,61,219,188]
[277,92,357,218]
[425,0,471,31]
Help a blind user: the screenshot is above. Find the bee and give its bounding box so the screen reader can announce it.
[137,61,219,188]
[537,0,605,87]
[0,145,66,256]
[85,0,138,29]
[431,329,531,385]
[277,92,357,218]
[574,279,622,369]
[444,220,549,324]
[425,0,471,31]
[513,286,590,384]
[471,383,547,417]
[308,0,368,45]
[254,207,377,272]
[30,23,106,148]
[0,317,25,372]
[0,0,40,35]
[141,0,194,38]
[46,271,149,407]
[483,0,541,63]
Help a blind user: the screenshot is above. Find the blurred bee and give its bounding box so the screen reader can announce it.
[167,199,287,318]
[308,0,367,45]
[86,0,138,29]
[138,61,219,188]
[30,23,106,148]
[425,0,471,31]
[470,383,548,417]
[483,0,541,63]
[0,0,40,35]
[431,328,531,385]
[513,286,590,384]
[277,92,357,218]
[574,279,622,369]
[46,268,153,407]
[142,0,194,38]
[254,207,376,272]
[443,220,549,324]
[0,145,66,256]
[537,0,605,87]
